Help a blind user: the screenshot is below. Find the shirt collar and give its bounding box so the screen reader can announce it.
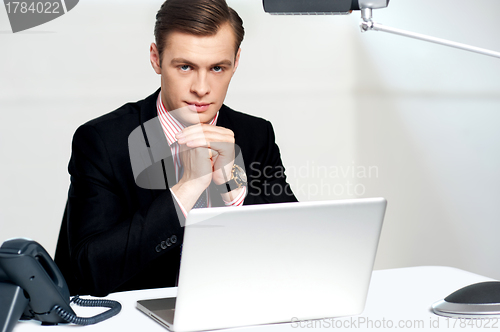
[156,92,219,146]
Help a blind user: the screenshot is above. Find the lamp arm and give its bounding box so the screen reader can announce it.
[360,10,500,59]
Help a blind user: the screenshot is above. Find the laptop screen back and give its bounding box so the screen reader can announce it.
[172,198,386,332]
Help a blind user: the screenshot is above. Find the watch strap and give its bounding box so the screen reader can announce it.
[216,178,239,193]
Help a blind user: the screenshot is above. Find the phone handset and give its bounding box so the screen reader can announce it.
[0,239,121,332]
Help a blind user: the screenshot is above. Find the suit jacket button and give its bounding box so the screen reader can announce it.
[155,244,161,253]
[166,238,171,246]
[161,241,167,249]
[171,235,177,244]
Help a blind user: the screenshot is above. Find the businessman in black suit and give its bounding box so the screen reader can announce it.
[55,0,297,297]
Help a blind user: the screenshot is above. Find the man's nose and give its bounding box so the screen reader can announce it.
[190,71,210,97]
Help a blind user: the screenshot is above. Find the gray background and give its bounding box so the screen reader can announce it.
[1,0,500,278]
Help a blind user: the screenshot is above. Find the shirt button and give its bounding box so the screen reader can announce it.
[155,244,161,253]
[161,241,167,249]
[171,235,177,244]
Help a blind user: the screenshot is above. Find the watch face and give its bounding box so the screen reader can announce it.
[233,165,247,184]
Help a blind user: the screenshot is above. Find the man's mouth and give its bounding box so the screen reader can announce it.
[186,102,210,113]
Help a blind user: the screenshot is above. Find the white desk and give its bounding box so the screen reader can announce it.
[13,266,496,331]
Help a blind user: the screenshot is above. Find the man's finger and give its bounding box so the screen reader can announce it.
[178,129,233,141]
[185,139,234,155]
[177,124,234,139]
[179,131,234,145]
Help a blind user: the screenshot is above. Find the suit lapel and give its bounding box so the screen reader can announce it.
[137,88,175,195]
[140,88,161,126]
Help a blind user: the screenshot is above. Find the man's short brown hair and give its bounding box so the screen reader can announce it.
[154,0,244,66]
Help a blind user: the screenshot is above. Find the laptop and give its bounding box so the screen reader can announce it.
[137,198,387,332]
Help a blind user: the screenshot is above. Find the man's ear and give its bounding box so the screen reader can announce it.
[233,48,241,74]
[150,43,162,75]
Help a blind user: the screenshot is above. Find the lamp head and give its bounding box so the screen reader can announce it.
[262,0,389,15]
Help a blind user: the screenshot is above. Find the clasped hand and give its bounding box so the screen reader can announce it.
[175,123,235,191]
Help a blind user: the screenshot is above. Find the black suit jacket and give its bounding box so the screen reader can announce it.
[55,89,297,296]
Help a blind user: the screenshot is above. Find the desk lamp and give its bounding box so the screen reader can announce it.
[263,0,500,319]
[263,0,500,59]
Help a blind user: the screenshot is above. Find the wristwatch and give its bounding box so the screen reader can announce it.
[216,164,247,193]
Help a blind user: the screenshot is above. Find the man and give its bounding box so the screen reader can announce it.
[55,0,296,297]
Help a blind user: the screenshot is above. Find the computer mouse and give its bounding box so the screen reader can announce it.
[432,281,500,318]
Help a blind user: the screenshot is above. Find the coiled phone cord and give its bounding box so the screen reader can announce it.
[52,295,122,325]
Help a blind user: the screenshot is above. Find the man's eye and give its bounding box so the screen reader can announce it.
[180,65,190,71]
[213,66,223,73]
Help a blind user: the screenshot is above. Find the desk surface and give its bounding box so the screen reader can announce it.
[13,266,495,331]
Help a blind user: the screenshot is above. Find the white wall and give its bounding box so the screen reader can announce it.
[350,0,500,278]
[1,0,500,278]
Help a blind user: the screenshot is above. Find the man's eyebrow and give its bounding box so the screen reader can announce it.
[170,58,233,67]
[171,58,196,66]
[212,60,233,67]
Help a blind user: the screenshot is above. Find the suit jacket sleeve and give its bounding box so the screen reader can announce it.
[244,120,298,204]
[67,123,184,296]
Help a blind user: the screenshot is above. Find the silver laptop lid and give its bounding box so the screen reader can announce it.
[172,198,387,332]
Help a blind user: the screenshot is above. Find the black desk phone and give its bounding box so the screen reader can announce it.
[0,238,121,332]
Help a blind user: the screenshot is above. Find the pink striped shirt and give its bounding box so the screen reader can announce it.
[156,93,246,217]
